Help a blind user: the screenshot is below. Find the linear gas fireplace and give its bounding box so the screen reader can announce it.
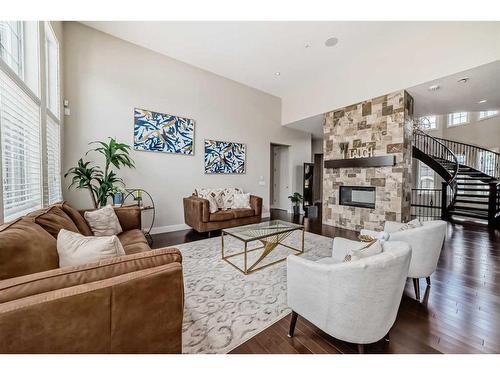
[339,186,376,209]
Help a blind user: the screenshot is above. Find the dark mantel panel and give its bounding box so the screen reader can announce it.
[324,155,396,169]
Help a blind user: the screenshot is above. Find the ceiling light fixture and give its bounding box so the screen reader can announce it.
[478,99,487,104]
[428,84,440,91]
[324,37,338,47]
[275,72,281,76]
[305,43,311,49]
[457,77,469,84]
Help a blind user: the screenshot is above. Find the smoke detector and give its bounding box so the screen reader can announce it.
[457,77,469,84]
[428,84,440,91]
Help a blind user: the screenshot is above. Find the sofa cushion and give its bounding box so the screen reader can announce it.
[118,229,148,247]
[60,201,93,236]
[209,210,234,222]
[231,208,255,219]
[0,218,59,280]
[28,206,79,239]
[0,247,182,304]
[122,242,151,255]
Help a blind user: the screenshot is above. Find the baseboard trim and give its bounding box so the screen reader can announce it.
[151,213,271,234]
[150,223,191,234]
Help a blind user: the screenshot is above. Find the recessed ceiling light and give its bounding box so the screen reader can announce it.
[478,99,487,104]
[428,84,440,91]
[275,72,281,76]
[457,77,469,84]
[324,37,338,47]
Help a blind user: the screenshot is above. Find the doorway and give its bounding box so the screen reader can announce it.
[270,143,290,211]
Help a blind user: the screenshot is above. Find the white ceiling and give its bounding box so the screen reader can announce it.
[81,21,500,132]
[407,60,500,116]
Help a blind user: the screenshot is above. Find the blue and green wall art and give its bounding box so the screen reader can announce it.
[204,139,246,174]
[134,108,195,155]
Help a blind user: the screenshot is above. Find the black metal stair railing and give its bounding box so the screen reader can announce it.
[412,129,459,216]
[431,136,500,179]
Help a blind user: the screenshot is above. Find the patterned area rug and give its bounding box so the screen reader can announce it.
[175,230,333,354]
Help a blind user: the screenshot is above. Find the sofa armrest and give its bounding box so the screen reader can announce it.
[384,221,405,233]
[183,196,210,225]
[0,262,184,353]
[0,247,182,304]
[250,195,263,217]
[79,206,142,231]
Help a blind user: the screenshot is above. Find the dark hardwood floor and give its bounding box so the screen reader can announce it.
[152,210,500,354]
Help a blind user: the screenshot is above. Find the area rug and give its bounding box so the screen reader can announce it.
[175,230,333,354]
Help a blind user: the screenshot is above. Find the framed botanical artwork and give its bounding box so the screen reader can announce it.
[133,108,195,155]
[204,139,246,174]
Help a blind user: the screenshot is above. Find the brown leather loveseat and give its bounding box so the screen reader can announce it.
[184,194,263,233]
[0,201,184,353]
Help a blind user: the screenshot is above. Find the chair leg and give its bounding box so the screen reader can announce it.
[384,332,390,342]
[412,278,421,300]
[357,344,365,354]
[426,276,431,286]
[288,311,298,338]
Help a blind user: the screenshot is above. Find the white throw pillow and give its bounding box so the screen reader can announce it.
[206,194,219,214]
[196,188,224,209]
[399,218,422,231]
[221,187,243,210]
[231,193,251,209]
[84,204,123,236]
[344,240,383,262]
[57,229,126,267]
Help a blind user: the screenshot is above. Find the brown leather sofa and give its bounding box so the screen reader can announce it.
[183,195,263,233]
[0,201,183,353]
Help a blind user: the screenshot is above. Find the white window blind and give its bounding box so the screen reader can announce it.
[0,69,42,222]
[47,114,61,204]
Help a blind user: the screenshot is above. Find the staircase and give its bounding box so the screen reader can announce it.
[413,129,500,226]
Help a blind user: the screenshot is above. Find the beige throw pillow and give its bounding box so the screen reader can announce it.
[231,193,251,209]
[205,194,219,214]
[344,240,383,262]
[57,229,126,268]
[84,205,123,236]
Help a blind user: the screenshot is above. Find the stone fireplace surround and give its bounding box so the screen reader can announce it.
[322,90,413,231]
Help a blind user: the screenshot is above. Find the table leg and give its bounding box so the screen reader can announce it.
[221,231,225,258]
[244,241,248,274]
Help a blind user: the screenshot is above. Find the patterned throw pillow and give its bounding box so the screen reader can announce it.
[343,240,382,262]
[194,188,221,212]
[221,187,243,210]
[231,193,251,209]
[398,218,422,231]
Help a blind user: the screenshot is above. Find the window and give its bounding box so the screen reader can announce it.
[0,69,42,221]
[46,115,62,204]
[45,22,59,117]
[0,22,24,78]
[479,110,498,119]
[447,112,468,126]
[420,115,437,130]
[0,21,61,223]
[418,162,435,189]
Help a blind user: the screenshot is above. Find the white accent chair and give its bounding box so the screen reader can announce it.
[287,239,411,353]
[360,220,447,300]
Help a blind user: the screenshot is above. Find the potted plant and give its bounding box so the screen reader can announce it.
[288,192,303,216]
[65,138,135,208]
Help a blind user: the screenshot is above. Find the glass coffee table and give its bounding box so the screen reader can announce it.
[221,220,305,274]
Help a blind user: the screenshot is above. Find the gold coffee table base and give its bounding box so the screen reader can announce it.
[221,227,305,274]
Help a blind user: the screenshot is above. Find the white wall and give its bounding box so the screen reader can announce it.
[282,22,500,125]
[427,112,500,151]
[62,22,311,232]
[311,138,323,157]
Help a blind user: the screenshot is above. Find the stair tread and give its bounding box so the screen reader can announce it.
[453,205,489,212]
[450,211,489,220]
[455,199,489,205]
[456,193,489,198]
